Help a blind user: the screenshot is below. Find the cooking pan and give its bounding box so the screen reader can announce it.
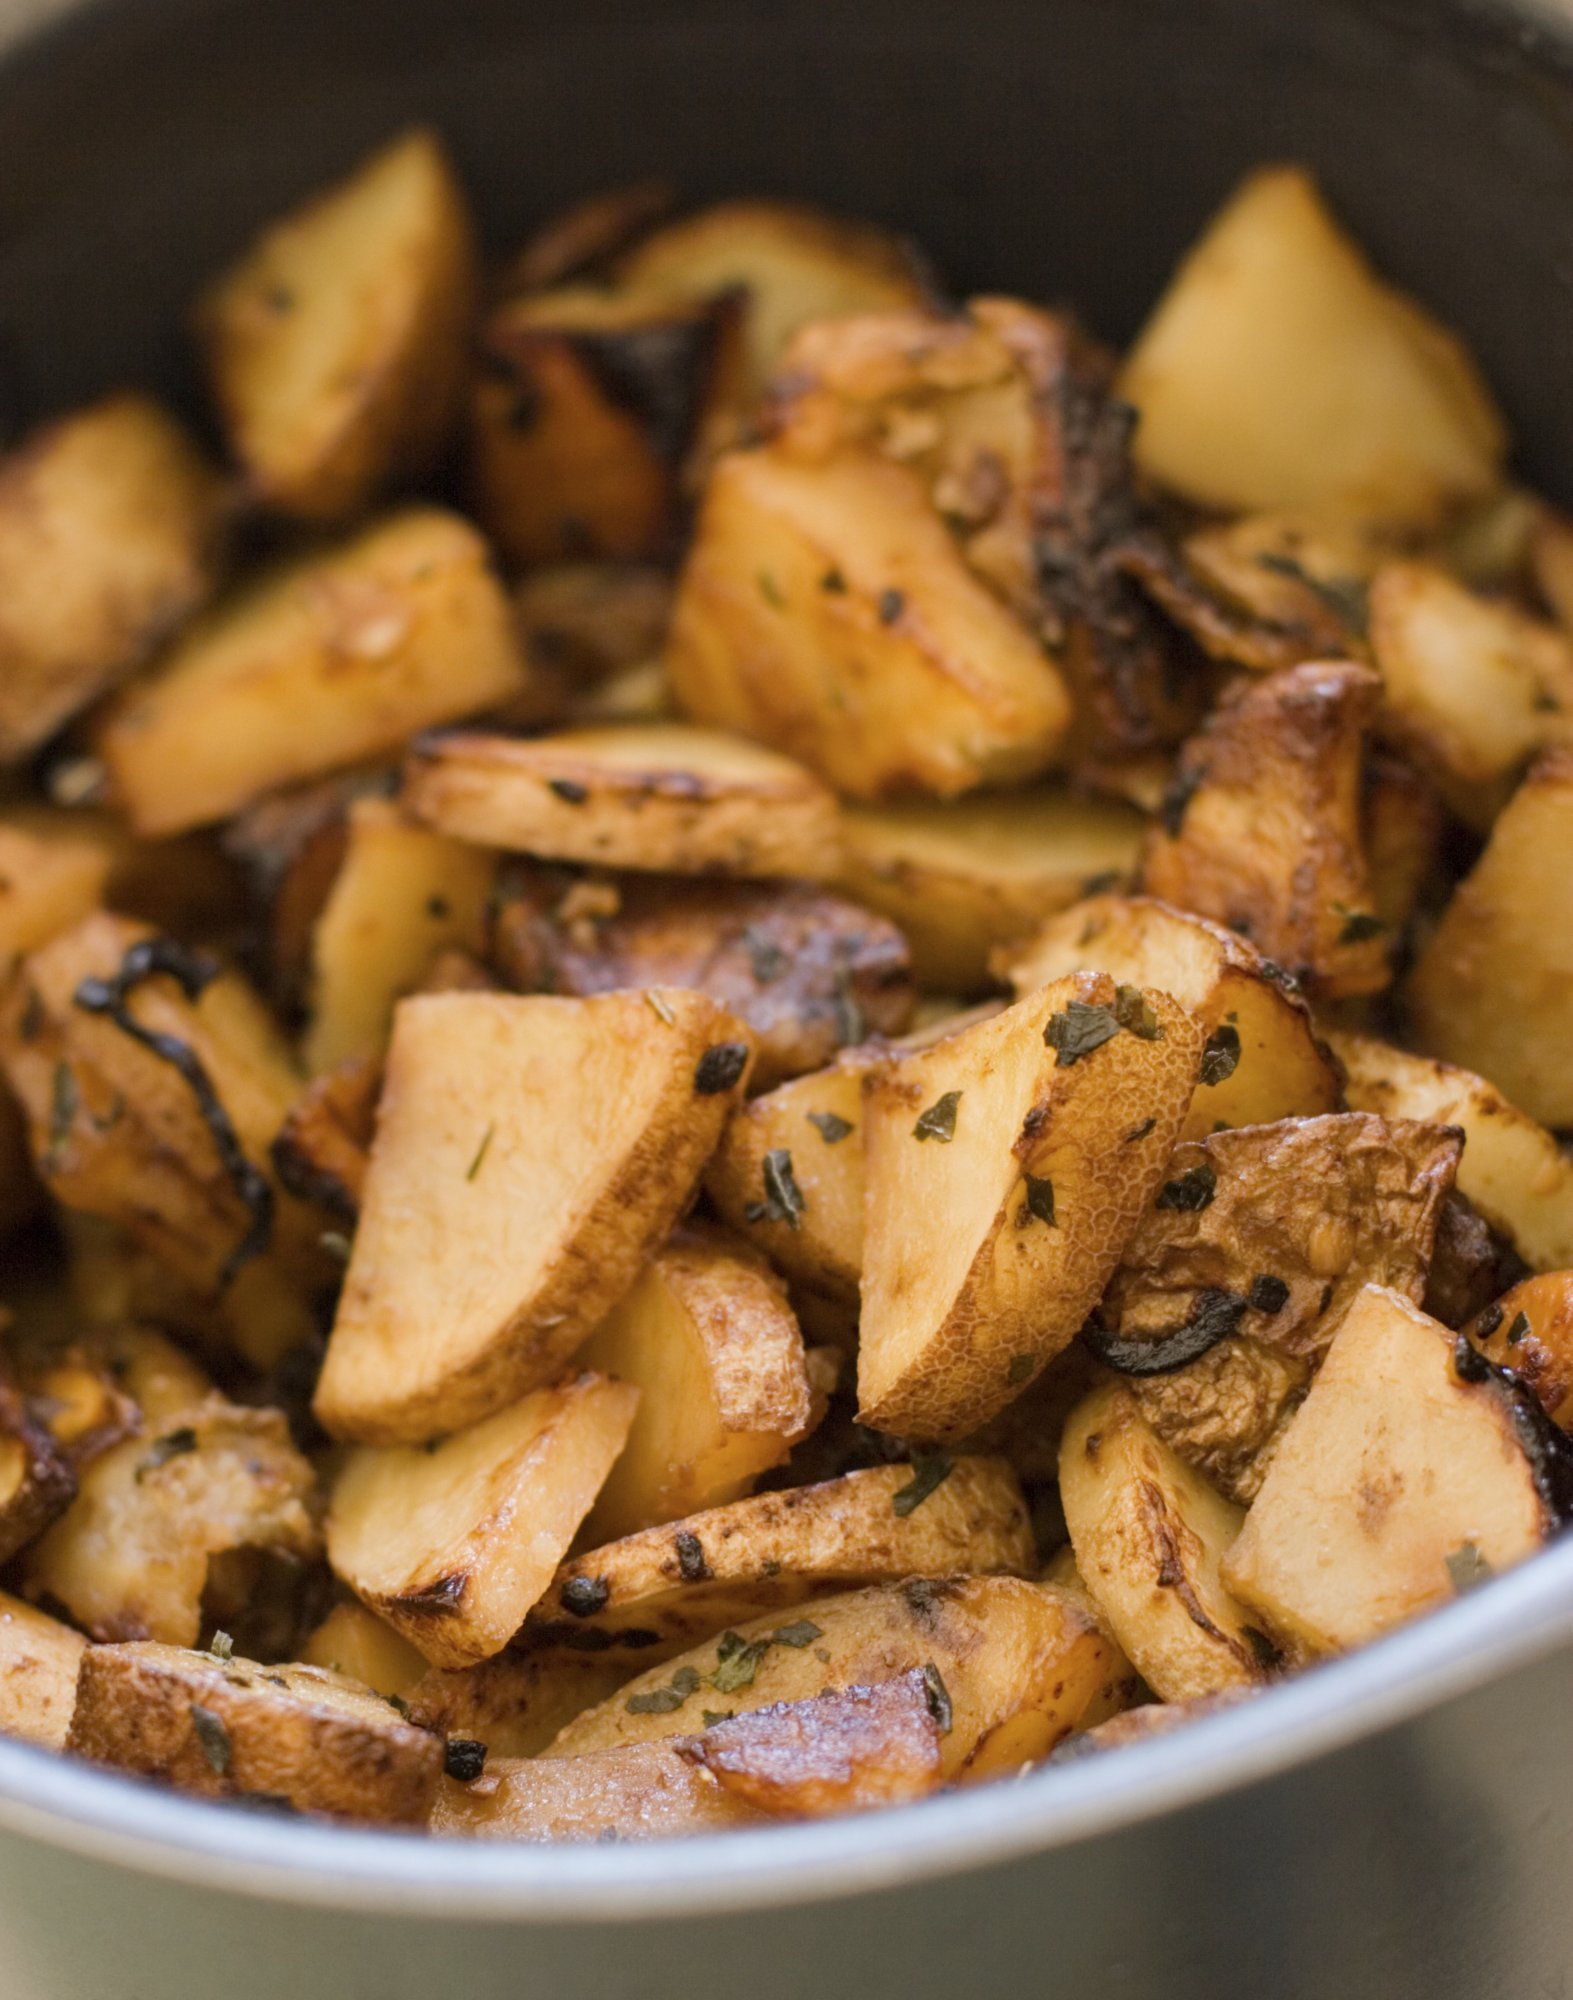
[1,1,1572,1995]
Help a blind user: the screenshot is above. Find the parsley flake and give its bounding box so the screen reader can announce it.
[1113,985,1162,1040]
[693,1042,750,1095]
[1156,1163,1217,1212]
[190,1704,232,1776]
[772,1620,823,1649]
[1249,1274,1290,1315]
[1333,904,1386,944]
[922,1662,953,1734]
[1446,1541,1495,1595]
[1044,1001,1121,1066]
[1021,1174,1056,1227]
[547,777,589,805]
[135,1427,198,1483]
[626,1665,701,1715]
[1198,1024,1242,1087]
[1507,1311,1531,1346]
[465,1124,495,1181]
[710,1633,772,1694]
[745,1148,806,1230]
[807,1109,854,1144]
[913,1091,961,1143]
[893,1447,954,1517]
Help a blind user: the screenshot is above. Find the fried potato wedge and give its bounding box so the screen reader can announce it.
[1406,750,1573,1128]
[1222,1286,1556,1655]
[576,1226,812,1544]
[405,724,842,879]
[0,1373,76,1565]
[997,894,1343,1140]
[1118,166,1505,530]
[1153,513,1379,671]
[1466,1272,1573,1431]
[0,394,226,760]
[298,1601,427,1703]
[1051,1688,1260,1761]
[405,1649,634,1760]
[530,1459,1034,1660]
[857,972,1203,1440]
[666,444,1072,800]
[1122,1340,1308,1509]
[98,507,527,837]
[836,789,1145,992]
[303,796,495,1073]
[1331,1031,1573,1271]
[69,1642,441,1825]
[0,809,121,978]
[1060,1382,1275,1700]
[434,1739,766,1840]
[270,1054,379,1223]
[327,1372,638,1669]
[0,1591,86,1748]
[314,988,751,1443]
[1362,751,1444,937]
[197,128,479,523]
[512,561,672,686]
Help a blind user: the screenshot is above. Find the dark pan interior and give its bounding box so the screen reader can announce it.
[1,0,1573,496]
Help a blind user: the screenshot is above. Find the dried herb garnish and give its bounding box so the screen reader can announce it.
[892,1447,954,1517]
[1124,1116,1156,1144]
[190,1704,232,1776]
[74,938,273,1285]
[1083,1288,1249,1376]
[443,1739,488,1782]
[742,925,787,983]
[1507,1311,1531,1346]
[1159,762,1203,838]
[1333,904,1386,944]
[1445,1541,1494,1596]
[385,1694,410,1716]
[1198,1024,1242,1087]
[877,588,906,625]
[465,1124,495,1181]
[560,1574,610,1618]
[626,1664,702,1715]
[1113,985,1162,1040]
[206,1630,234,1664]
[806,1109,853,1145]
[46,1060,77,1167]
[913,1091,961,1143]
[1453,1335,1573,1523]
[1156,1163,1217,1212]
[1254,552,1370,634]
[709,1633,771,1694]
[674,1530,710,1582]
[1021,1174,1056,1226]
[1007,1353,1036,1386]
[1045,1001,1121,1066]
[645,991,676,1025]
[745,1148,806,1230]
[1475,1304,1505,1339]
[820,567,847,594]
[135,1427,199,1482]
[922,1662,953,1735]
[701,1710,734,1728]
[547,777,590,805]
[757,571,786,608]
[772,1620,823,1649]
[1249,1274,1290,1315]
[693,1042,750,1095]
[832,966,866,1048]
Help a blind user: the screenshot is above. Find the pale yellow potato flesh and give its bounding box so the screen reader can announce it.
[434,1741,767,1841]
[0,1591,86,1748]
[298,1601,428,1703]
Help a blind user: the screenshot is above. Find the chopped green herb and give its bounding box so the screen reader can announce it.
[1446,1540,1495,1595]
[207,1631,234,1664]
[465,1124,495,1181]
[701,1710,734,1728]
[742,925,787,983]
[645,991,676,1025]
[694,1042,750,1095]
[136,1427,199,1483]
[772,1620,823,1649]
[913,1091,961,1143]
[385,1693,410,1716]
[46,1060,77,1164]
[807,1109,854,1145]
[1124,1116,1157,1144]
[190,1704,232,1776]
[1507,1311,1531,1346]
[1333,904,1386,944]
[1156,1163,1218,1212]
[1020,1174,1056,1227]
[1254,552,1370,633]
[710,1633,772,1694]
[626,1664,701,1715]
[745,1148,806,1231]
[1113,985,1162,1040]
[820,567,847,594]
[893,1447,954,1517]
[1044,1001,1120,1066]
[1007,1353,1036,1386]
[547,777,590,805]
[1475,1303,1504,1339]
[757,571,787,608]
[1198,1024,1242,1087]
[832,967,866,1048]
[922,1662,953,1734]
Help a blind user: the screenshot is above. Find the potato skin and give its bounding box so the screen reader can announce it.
[0,1591,86,1749]
[433,1740,766,1841]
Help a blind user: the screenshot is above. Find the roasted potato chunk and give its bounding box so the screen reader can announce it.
[531,1458,1034,1660]
[197,128,479,523]
[1140,661,1388,998]
[434,1739,766,1841]
[0,1592,86,1748]
[1060,1383,1275,1700]
[98,507,527,837]
[314,988,751,1443]
[576,1226,812,1544]
[998,893,1343,1140]
[327,1372,637,1670]
[491,872,914,1093]
[298,1601,427,1703]
[0,394,225,760]
[1122,1340,1308,1509]
[405,724,842,880]
[1222,1286,1559,1655]
[0,809,121,978]
[405,1649,633,1760]
[1466,1272,1573,1429]
[270,1055,378,1223]
[1406,750,1573,1129]
[858,972,1203,1439]
[69,1642,441,1825]
[1362,751,1444,938]
[0,1372,76,1565]
[1119,166,1505,529]
[1052,1688,1260,1761]
[666,444,1072,800]
[836,789,1145,992]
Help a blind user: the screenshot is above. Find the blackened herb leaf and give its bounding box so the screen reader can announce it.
[190,1704,232,1776]
[1156,1164,1218,1212]
[1446,1541,1494,1595]
[1124,1117,1156,1144]
[1198,1024,1242,1087]
[674,1531,709,1582]
[1507,1311,1531,1346]
[1021,1175,1056,1226]
[710,1634,771,1694]
[745,1148,806,1231]
[693,1042,750,1095]
[1113,985,1162,1040]
[1249,1274,1290,1315]
[807,1109,853,1145]
[444,1739,488,1782]
[1045,1001,1120,1066]
[922,1662,953,1734]
[1007,1353,1036,1386]
[1255,552,1370,633]
[1475,1303,1505,1339]
[136,1427,199,1483]
[626,1665,702,1715]
[892,1447,954,1517]
[547,777,589,805]
[820,568,847,595]
[465,1125,494,1181]
[1083,1289,1248,1375]
[771,1620,823,1649]
[742,925,787,983]
[913,1091,961,1143]
[560,1574,610,1617]
[1333,904,1386,944]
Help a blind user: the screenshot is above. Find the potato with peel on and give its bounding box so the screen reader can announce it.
[403,724,843,879]
[0,1592,86,1748]
[1060,1382,1277,1701]
[1222,1286,1563,1656]
[298,1601,426,1704]
[197,128,479,524]
[434,1739,767,1841]
[996,893,1343,1141]
[1465,1272,1573,1431]
[530,1458,1034,1662]
[327,1372,638,1670]
[314,989,752,1444]
[575,1226,812,1545]
[68,1642,441,1825]
[270,1055,379,1223]
[857,971,1203,1441]
[406,1650,635,1760]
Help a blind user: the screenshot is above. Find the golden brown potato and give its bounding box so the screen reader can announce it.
[0,1591,86,1749]
[314,988,751,1444]
[433,1739,766,1841]
[547,1575,1130,1783]
[269,1054,379,1222]
[836,789,1145,992]
[1119,166,1506,530]
[404,724,842,879]
[512,561,672,684]
[303,797,496,1074]
[97,507,527,837]
[1222,1285,1557,1655]
[327,1372,638,1669]
[997,894,1344,1141]
[1406,751,1573,1129]
[576,1226,813,1545]
[1052,1688,1260,1760]
[405,1648,633,1760]
[666,444,1072,800]
[1466,1272,1573,1431]
[858,972,1203,1440]
[1361,752,1444,937]
[531,1458,1034,1661]
[491,872,914,1093]
[1060,1383,1276,1700]
[0,810,121,979]
[197,128,479,523]
[498,180,675,295]
[69,1642,441,1825]
[1139,661,1388,999]
[298,1601,427,1702]
[0,1372,76,1566]
[0,394,226,760]
[1123,1340,1307,1508]
[1422,1190,1528,1333]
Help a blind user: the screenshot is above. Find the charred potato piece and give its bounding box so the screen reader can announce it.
[298,1601,427,1703]
[0,810,121,978]
[0,1373,76,1565]
[314,988,751,1444]
[1406,750,1573,1129]
[97,507,527,837]
[303,796,495,1073]
[69,1642,441,1825]
[576,1226,813,1545]
[1362,752,1444,938]
[1060,1383,1275,1700]
[1119,166,1505,530]
[1422,1191,1530,1333]
[197,128,479,523]
[1222,1286,1559,1654]
[270,1055,379,1223]
[0,1592,86,1748]
[406,1649,634,1760]
[492,873,914,1093]
[836,789,1145,992]
[500,179,676,295]
[531,1458,1034,1660]
[1466,1272,1573,1429]
[405,724,842,879]
[0,394,226,761]
[1124,1340,1308,1508]
[998,893,1343,1140]
[513,561,672,682]
[858,972,1203,1440]
[1140,661,1389,999]
[434,1739,766,1840]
